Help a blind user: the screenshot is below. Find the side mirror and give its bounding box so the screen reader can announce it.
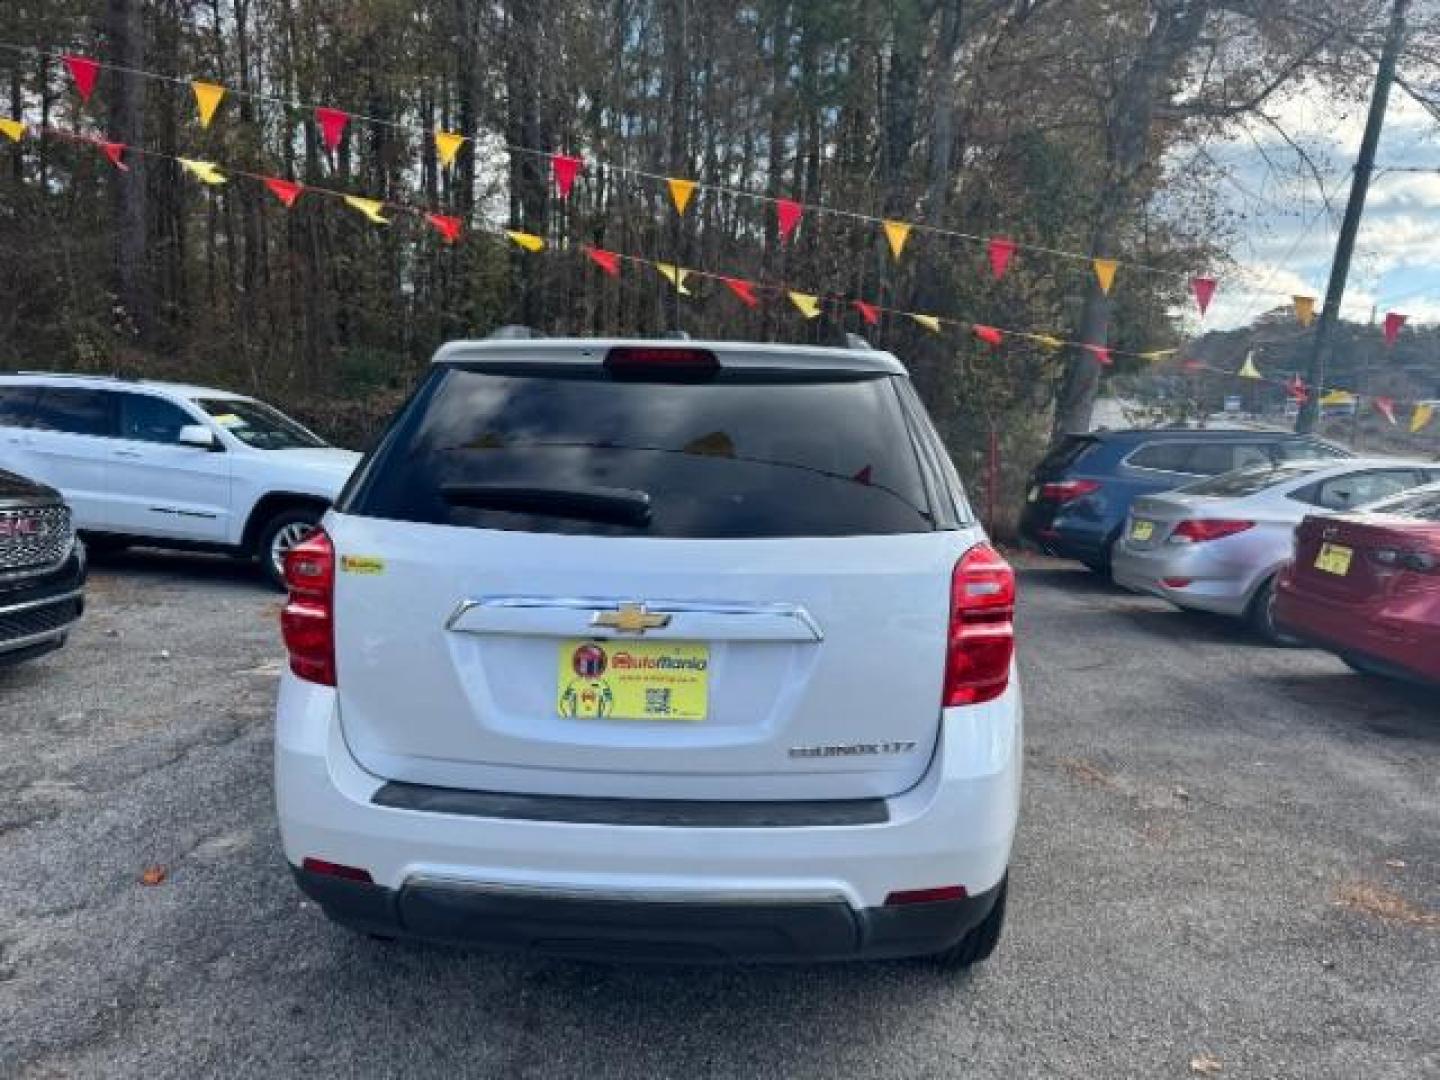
[177,424,219,450]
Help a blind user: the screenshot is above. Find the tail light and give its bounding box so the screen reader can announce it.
[1038,479,1100,503]
[1372,548,1440,573]
[944,544,1016,707]
[301,857,372,883]
[1168,519,1255,544]
[281,529,336,686]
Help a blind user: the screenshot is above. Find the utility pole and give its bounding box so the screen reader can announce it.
[1297,0,1409,434]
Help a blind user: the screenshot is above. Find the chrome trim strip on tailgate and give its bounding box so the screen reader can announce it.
[372,780,887,827]
[445,596,824,642]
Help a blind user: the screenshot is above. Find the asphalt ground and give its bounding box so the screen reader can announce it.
[1,549,1436,1078]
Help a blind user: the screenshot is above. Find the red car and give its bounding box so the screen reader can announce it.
[1275,484,1440,687]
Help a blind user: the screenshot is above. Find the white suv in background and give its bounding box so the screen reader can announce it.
[276,336,1022,967]
[0,374,360,586]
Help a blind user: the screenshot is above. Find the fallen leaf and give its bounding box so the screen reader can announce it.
[1190,1054,1223,1075]
[1173,785,1191,802]
[1333,880,1439,928]
[1384,858,1406,870]
[139,865,167,886]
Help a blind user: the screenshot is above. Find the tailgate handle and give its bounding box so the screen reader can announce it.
[446,597,823,642]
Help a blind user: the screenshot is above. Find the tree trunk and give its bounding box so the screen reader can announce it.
[105,0,149,340]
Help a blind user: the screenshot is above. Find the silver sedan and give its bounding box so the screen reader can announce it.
[1113,457,1440,642]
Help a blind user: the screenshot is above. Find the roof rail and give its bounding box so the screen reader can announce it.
[844,333,874,351]
[486,325,545,340]
[11,370,140,382]
[662,330,692,340]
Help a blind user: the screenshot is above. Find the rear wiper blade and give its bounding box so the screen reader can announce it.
[440,482,652,526]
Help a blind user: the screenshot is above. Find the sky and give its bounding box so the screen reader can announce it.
[1198,75,1440,331]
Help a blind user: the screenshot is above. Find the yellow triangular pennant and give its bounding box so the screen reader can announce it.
[910,313,942,334]
[883,220,912,260]
[504,230,544,252]
[1412,402,1434,434]
[177,158,226,186]
[667,178,696,216]
[435,131,465,168]
[1092,258,1118,295]
[656,262,692,295]
[344,196,389,225]
[1320,389,1355,406]
[1032,334,1065,351]
[1140,349,1176,362]
[1293,295,1316,327]
[788,291,821,319]
[1237,351,1261,379]
[0,118,25,143]
[191,81,226,129]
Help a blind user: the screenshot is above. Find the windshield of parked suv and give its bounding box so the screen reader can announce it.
[348,365,935,538]
[197,398,326,450]
[1178,462,1326,498]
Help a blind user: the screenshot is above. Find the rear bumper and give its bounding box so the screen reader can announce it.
[274,673,1021,961]
[291,864,1004,962]
[1112,542,1258,616]
[1275,583,1440,686]
[1018,508,1113,563]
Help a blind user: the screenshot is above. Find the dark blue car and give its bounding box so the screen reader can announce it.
[1018,428,1350,572]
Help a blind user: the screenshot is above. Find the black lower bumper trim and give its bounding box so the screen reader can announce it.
[292,866,1001,962]
[372,780,889,827]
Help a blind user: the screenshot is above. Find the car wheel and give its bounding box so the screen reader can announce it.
[932,874,1007,969]
[258,508,321,591]
[1248,576,1301,647]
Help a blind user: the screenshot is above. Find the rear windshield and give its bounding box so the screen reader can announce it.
[1365,486,1440,522]
[1035,435,1098,475]
[346,365,936,538]
[1178,461,1326,498]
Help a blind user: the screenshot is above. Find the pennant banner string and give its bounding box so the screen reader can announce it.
[0,40,1258,288]
[22,119,1434,387]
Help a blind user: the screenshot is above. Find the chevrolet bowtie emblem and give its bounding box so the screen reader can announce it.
[592,603,671,635]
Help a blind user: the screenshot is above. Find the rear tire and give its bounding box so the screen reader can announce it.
[1247,576,1301,647]
[932,874,1007,969]
[256,507,322,591]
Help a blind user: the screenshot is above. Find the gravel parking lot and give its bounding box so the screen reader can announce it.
[1,550,1436,1078]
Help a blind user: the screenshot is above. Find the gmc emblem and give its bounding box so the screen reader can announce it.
[0,517,44,540]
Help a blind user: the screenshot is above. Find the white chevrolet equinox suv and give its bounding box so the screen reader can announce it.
[276,337,1021,966]
[0,374,360,586]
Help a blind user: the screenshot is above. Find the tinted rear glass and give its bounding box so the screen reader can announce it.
[348,365,935,537]
[1035,436,1098,475]
[1179,462,1325,498]
[0,386,37,427]
[31,388,116,436]
[1367,487,1440,521]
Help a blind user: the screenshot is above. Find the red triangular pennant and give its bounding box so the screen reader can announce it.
[775,198,803,242]
[852,299,880,326]
[973,324,1003,347]
[987,237,1016,280]
[1191,276,1217,317]
[722,277,760,308]
[64,55,100,102]
[99,140,129,172]
[263,176,303,208]
[315,107,348,153]
[585,247,620,277]
[1286,376,1309,403]
[552,154,583,198]
[1375,396,1397,425]
[1182,359,1205,372]
[426,214,463,243]
[1085,344,1112,366]
[1383,311,1406,346]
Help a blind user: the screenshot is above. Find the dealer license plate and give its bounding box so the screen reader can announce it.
[1129,519,1155,542]
[1315,543,1353,576]
[557,639,709,721]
